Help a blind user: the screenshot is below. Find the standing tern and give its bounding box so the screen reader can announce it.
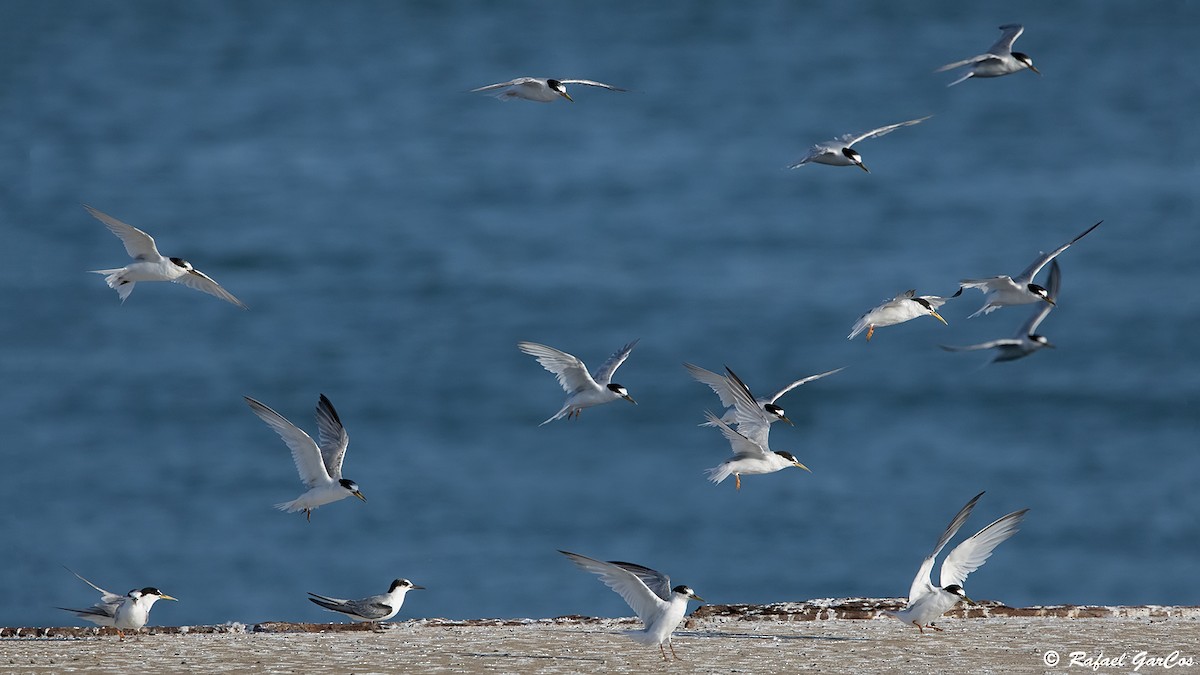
[470,77,626,103]
[244,394,366,521]
[848,289,960,341]
[788,116,931,173]
[937,24,1039,87]
[887,492,1028,633]
[58,571,177,638]
[85,204,246,308]
[308,579,423,627]
[959,220,1101,317]
[943,260,1060,363]
[684,362,844,428]
[518,340,638,426]
[559,551,703,661]
[702,367,810,490]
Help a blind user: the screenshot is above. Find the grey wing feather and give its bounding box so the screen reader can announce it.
[684,363,739,409]
[907,491,984,604]
[84,205,161,260]
[935,54,994,72]
[558,79,627,91]
[1015,221,1102,283]
[705,410,769,460]
[845,116,932,147]
[175,269,248,308]
[245,396,331,488]
[988,24,1025,55]
[940,509,1029,589]
[314,394,350,479]
[591,340,639,385]
[766,367,846,402]
[64,566,124,605]
[608,561,673,602]
[517,342,595,393]
[470,78,527,92]
[941,340,1022,352]
[560,551,667,625]
[721,366,771,447]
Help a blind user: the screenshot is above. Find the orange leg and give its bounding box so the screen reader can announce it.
[669,640,679,660]
[866,325,875,341]
[735,474,742,491]
[913,621,923,634]
[659,644,668,661]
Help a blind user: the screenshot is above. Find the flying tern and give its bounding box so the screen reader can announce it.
[959,220,1101,317]
[559,550,703,661]
[684,362,844,428]
[848,289,960,341]
[702,367,810,490]
[788,116,931,173]
[85,204,246,308]
[244,394,366,521]
[937,24,1039,87]
[943,260,1060,363]
[887,492,1028,633]
[518,340,638,425]
[308,579,423,626]
[471,77,626,103]
[58,570,176,638]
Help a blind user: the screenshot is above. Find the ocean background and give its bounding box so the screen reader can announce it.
[2,1,1197,627]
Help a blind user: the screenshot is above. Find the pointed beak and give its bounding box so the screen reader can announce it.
[410,585,426,591]
[689,592,704,602]
[1045,342,1056,349]
[159,594,178,602]
[560,91,573,102]
[352,490,367,502]
[780,415,794,426]
[856,161,870,173]
[930,310,948,326]
[793,460,812,473]
[1028,64,1041,75]
[962,595,976,605]
[623,394,637,405]
[1043,297,1056,306]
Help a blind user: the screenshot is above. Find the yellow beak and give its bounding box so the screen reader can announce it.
[1028,64,1041,75]
[930,310,948,326]
[560,91,574,102]
[780,415,794,426]
[623,394,637,405]
[159,594,178,602]
[793,460,812,473]
[352,490,367,502]
[1043,297,1056,306]
[856,161,870,173]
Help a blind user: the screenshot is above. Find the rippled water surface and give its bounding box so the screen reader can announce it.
[2,1,1197,626]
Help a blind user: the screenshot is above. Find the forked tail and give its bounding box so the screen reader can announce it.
[90,269,135,302]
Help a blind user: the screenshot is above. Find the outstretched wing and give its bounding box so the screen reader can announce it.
[469,78,530,92]
[245,396,332,488]
[591,340,639,385]
[558,79,627,91]
[1014,221,1102,284]
[765,367,845,403]
[174,268,248,308]
[940,509,1029,589]
[844,116,931,147]
[907,491,985,604]
[705,410,769,460]
[64,566,123,605]
[988,24,1025,56]
[314,394,350,479]
[940,340,1022,352]
[607,561,673,602]
[518,342,596,393]
[84,205,161,261]
[560,551,667,625]
[684,362,740,409]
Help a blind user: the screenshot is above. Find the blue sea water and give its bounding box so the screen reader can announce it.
[1,1,1198,627]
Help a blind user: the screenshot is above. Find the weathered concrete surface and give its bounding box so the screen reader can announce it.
[2,601,1198,674]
